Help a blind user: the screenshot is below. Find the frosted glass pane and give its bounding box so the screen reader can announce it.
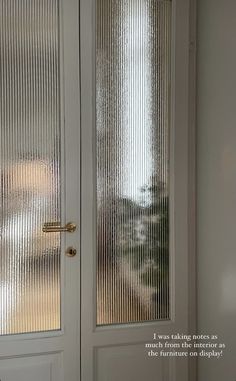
[0,0,61,334]
[96,0,171,325]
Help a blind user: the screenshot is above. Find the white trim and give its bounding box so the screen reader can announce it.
[62,0,81,380]
[188,0,197,380]
[59,0,66,338]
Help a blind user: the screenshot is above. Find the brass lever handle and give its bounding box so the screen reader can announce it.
[42,222,76,233]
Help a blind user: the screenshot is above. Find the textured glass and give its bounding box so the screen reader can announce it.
[96,0,171,325]
[0,0,61,334]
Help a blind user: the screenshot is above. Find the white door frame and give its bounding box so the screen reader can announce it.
[187,0,197,379]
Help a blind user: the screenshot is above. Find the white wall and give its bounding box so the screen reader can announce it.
[197,1,236,380]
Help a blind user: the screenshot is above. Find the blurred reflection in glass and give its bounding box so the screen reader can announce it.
[96,0,171,325]
[0,0,61,335]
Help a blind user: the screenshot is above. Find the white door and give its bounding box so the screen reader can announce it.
[80,0,195,380]
[0,0,195,380]
[0,0,80,380]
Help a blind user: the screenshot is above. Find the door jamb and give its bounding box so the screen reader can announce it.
[188,0,197,379]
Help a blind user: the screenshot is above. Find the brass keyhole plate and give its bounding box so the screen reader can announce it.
[65,247,77,257]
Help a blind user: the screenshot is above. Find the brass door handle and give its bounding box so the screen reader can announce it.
[42,222,76,233]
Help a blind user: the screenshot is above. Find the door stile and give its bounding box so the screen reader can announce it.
[61,0,81,380]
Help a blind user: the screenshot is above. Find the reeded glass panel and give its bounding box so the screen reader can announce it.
[96,0,171,324]
[0,0,61,334]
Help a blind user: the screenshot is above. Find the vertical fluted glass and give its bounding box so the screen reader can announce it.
[0,0,61,334]
[96,0,172,325]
